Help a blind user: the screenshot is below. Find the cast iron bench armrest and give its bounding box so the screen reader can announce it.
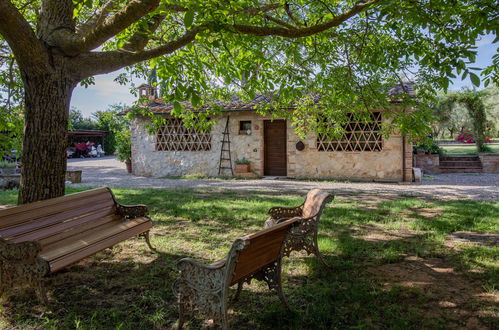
[267,204,304,220]
[177,257,226,271]
[0,238,42,261]
[116,204,149,220]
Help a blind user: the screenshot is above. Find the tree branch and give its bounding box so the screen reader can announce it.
[0,0,49,73]
[233,0,379,38]
[75,26,204,77]
[263,14,296,29]
[163,3,188,12]
[78,0,160,52]
[77,0,120,35]
[122,14,165,52]
[50,0,160,55]
[284,3,302,27]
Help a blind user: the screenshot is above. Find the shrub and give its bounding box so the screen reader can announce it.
[414,140,444,155]
[456,130,491,144]
[235,157,250,165]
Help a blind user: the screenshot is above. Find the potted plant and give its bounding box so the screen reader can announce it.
[115,130,132,173]
[234,157,250,173]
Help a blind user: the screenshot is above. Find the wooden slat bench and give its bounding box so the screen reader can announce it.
[0,187,154,303]
[264,188,334,267]
[174,217,301,329]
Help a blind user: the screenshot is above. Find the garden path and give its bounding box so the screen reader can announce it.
[67,156,499,201]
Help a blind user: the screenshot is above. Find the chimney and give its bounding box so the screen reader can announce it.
[138,84,157,103]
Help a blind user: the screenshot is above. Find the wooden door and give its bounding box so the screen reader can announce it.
[264,120,287,176]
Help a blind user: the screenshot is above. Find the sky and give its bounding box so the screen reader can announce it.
[71,34,497,117]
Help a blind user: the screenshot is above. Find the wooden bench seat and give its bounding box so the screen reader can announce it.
[174,217,300,329]
[0,187,154,302]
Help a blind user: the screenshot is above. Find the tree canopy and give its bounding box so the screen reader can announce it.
[0,0,497,203]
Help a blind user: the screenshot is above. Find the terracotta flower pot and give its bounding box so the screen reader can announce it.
[125,160,132,174]
[234,164,250,173]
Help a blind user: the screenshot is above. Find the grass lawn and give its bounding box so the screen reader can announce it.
[440,143,499,155]
[0,188,497,329]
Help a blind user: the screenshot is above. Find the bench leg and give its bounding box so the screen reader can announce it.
[254,260,290,310]
[219,308,229,330]
[312,233,331,268]
[233,281,244,301]
[140,231,156,252]
[178,297,187,329]
[37,280,49,305]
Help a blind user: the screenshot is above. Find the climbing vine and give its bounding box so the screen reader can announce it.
[448,90,490,152]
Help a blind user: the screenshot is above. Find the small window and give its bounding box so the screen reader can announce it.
[239,121,252,135]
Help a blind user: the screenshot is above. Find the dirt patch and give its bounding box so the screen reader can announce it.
[368,256,498,329]
[448,232,499,246]
[350,224,418,242]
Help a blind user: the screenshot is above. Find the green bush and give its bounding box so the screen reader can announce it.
[414,140,444,155]
[0,159,16,167]
[115,130,131,162]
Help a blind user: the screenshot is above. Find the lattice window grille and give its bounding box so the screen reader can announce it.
[317,112,383,152]
[156,118,211,151]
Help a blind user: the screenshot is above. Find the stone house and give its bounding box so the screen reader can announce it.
[130,84,414,182]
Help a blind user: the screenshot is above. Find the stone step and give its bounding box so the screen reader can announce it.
[439,167,483,173]
[440,156,480,162]
[439,161,483,167]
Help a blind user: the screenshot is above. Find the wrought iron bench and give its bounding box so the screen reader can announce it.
[0,187,154,303]
[264,188,334,267]
[174,217,301,329]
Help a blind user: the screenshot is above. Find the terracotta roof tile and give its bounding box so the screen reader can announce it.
[126,83,415,115]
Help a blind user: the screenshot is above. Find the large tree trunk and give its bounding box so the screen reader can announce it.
[18,71,76,204]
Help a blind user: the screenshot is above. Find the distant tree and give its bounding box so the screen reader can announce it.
[483,84,499,137]
[93,104,130,155]
[0,105,23,157]
[0,47,23,157]
[446,90,491,152]
[431,96,472,139]
[69,108,99,130]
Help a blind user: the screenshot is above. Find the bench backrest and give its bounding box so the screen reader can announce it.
[0,188,117,243]
[301,189,334,218]
[228,218,299,285]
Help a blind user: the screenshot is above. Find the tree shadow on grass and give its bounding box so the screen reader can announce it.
[1,190,496,329]
[1,247,185,329]
[229,230,497,329]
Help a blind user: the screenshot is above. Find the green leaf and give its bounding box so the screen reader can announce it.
[191,94,201,106]
[173,101,182,113]
[184,10,195,28]
[469,72,480,87]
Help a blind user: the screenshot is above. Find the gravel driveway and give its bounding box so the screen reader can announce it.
[67,156,499,201]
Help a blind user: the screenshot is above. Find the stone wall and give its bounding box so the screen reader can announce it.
[478,154,499,173]
[131,111,412,182]
[286,122,411,182]
[0,174,20,189]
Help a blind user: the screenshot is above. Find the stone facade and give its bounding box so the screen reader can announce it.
[413,153,440,174]
[478,154,499,173]
[0,174,20,189]
[131,111,413,182]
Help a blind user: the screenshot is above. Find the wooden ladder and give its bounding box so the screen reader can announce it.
[218,116,234,176]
